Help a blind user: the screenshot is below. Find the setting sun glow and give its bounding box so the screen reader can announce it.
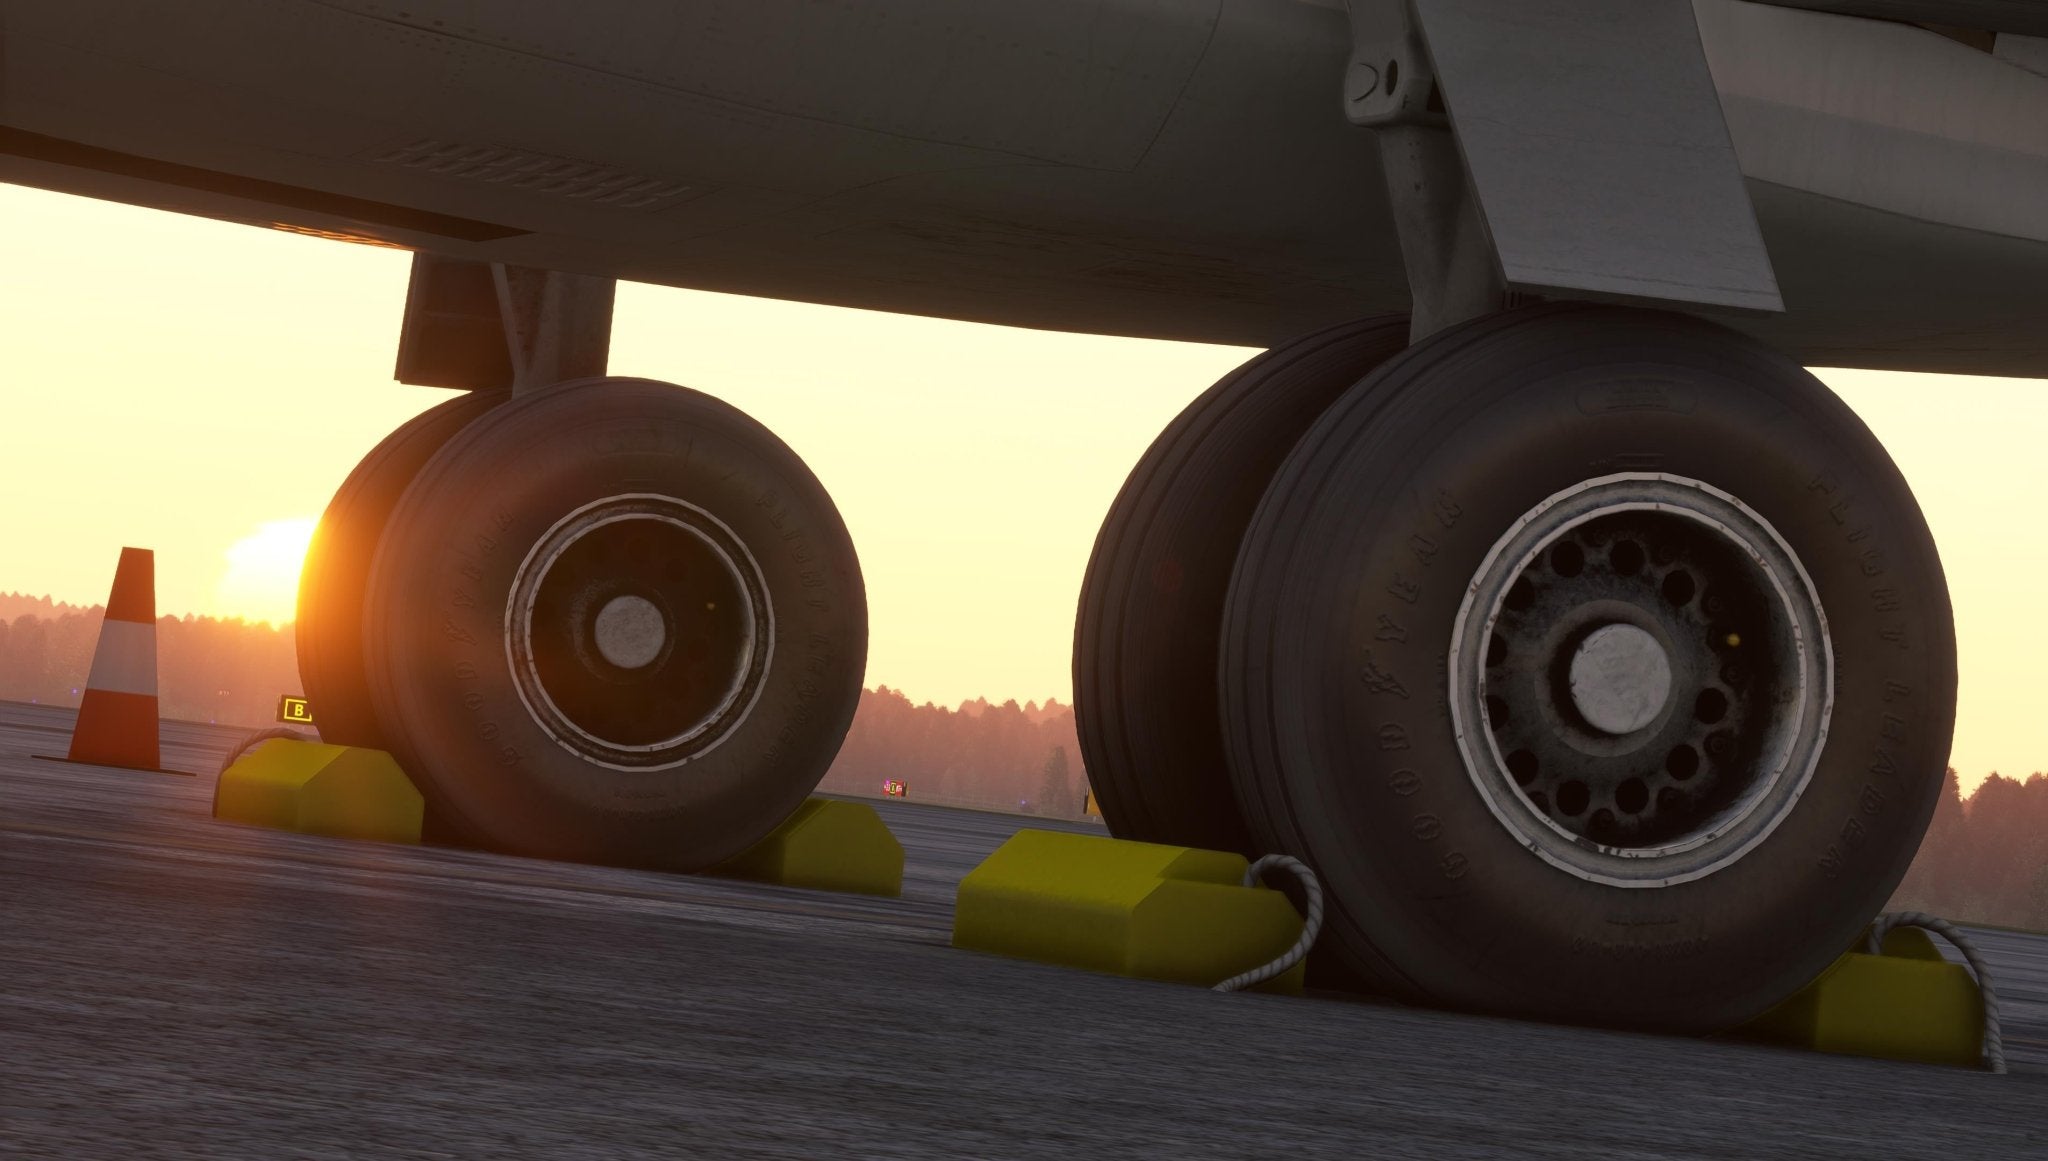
[215,518,318,627]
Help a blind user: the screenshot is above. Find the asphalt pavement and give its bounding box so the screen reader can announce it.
[3,700,2043,1159]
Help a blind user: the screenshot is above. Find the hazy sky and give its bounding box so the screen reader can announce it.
[4,182,2045,792]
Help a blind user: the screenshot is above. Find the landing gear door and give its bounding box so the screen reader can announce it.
[1411,0,1784,313]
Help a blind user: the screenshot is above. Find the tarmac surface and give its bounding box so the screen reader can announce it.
[2,699,2045,1159]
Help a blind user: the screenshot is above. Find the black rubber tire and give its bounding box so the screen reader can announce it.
[296,390,506,748]
[1074,316,1410,853]
[1222,304,1956,1032]
[361,378,867,870]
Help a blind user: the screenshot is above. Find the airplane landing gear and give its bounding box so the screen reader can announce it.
[296,257,865,869]
[1081,304,1956,1030]
[358,378,865,869]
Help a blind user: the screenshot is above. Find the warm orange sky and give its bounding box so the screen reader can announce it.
[4,181,2045,792]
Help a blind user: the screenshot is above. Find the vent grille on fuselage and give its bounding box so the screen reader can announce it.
[371,139,695,210]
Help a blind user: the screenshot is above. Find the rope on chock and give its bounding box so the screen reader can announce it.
[218,727,316,775]
[1866,911,2005,1074]
[1213,854,1325,993]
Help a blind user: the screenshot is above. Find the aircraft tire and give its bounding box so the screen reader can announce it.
[1074,316,1409,853]
[296,389,506,748]
[361,378,867,869]
[1222,304,1955,1031]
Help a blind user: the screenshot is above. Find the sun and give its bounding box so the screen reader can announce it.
[216,517,318,626]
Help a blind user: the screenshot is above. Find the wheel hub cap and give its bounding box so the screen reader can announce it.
[593,595,667,671]
[1448,473,1833,887]
[1568,623,1671,736]
[506,494,774,771]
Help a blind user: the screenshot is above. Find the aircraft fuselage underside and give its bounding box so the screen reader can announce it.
[2,0,2046,375]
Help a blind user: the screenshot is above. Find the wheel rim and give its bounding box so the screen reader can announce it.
[1447,473,1833,887]
[505,493,774,770]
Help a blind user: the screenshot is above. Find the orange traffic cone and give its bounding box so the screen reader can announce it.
[60,547,177,774]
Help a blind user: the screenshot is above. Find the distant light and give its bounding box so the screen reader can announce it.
[263,221,407,249]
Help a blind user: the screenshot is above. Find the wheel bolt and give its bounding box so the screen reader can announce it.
[1705,732,1733,759]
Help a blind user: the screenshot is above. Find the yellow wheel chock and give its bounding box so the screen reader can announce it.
[953,829,1309,994]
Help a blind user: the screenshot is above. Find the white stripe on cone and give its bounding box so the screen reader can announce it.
[84,618,158,698]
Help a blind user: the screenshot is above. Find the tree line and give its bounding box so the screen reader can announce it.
[0,596,298,728]
[1889,768,2048,932]
[816,685,1090,817]
[2,595,2044,926]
